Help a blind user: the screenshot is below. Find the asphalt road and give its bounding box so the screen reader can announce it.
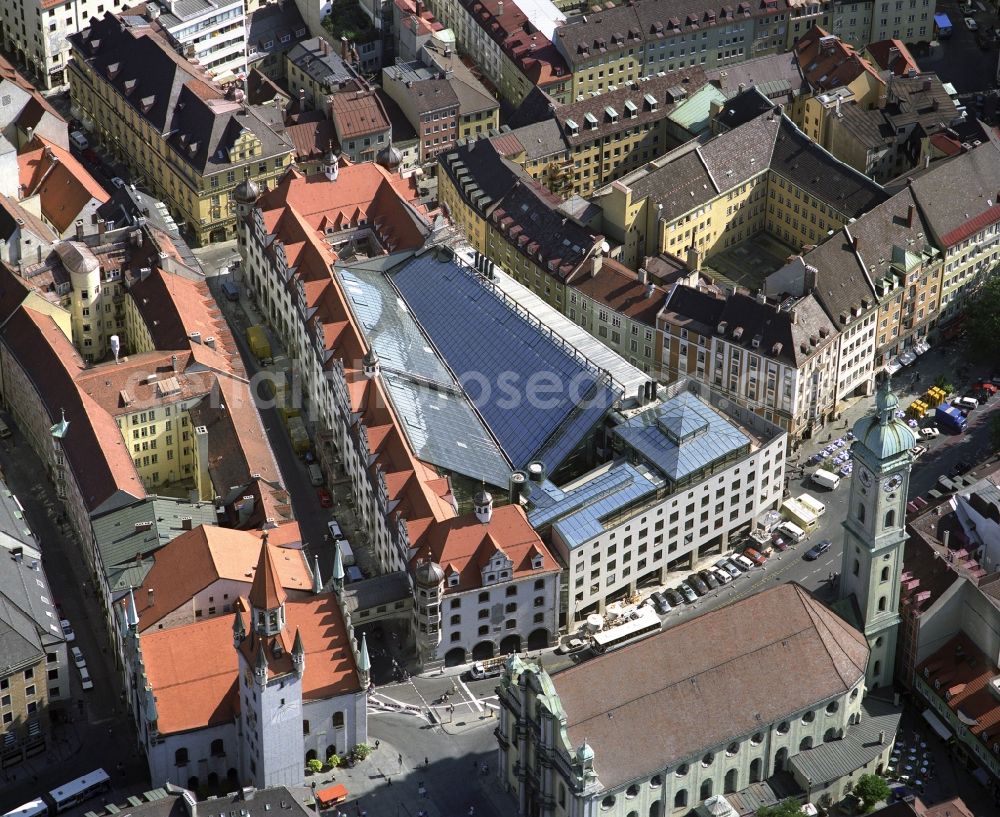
[920,0,1000,92]
[0,430,149,814]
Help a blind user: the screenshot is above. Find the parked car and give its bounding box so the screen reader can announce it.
[920,426,940,439]
[556,638,586,654]
[955,396,979,411]
[912,444,927,459]
[78,665,93,691]
[771,535,788,552]
[730,553,756,572]
[804,539,833,560]
[316,487,333,508]
[650,591,671,614]
[743,547,767,566]
[686,574,710,596]
[60,619,75,642]
[716,559,741,579]
[70,646,86,669]
[965,16,978,30]
[111,176,126,189]
[327,519,344,540]
[698,569,720,590]
[974,382,998,395]
[710,567,731,585]
[664,588,685,607]
[677,583,698,603]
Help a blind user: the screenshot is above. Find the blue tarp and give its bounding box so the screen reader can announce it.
[934,12,952,27]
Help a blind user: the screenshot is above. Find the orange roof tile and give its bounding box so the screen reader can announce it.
[412,504,558,592]
[141,614,239,733]
[137,526,311,631]
[329,89,390,139]
[17,136,109,233]
[794,25,884,92]
[248,534,288,610]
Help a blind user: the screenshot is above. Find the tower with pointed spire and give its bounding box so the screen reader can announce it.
[235,534,305,788]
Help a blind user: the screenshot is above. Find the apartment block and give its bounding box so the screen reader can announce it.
[594,106,886,270]
[423,0,571,105]
[141,0,248,82]
[69,13,294,245]
[528,382,786,623]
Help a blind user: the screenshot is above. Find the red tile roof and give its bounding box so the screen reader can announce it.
[248,533,289,610]
[329,89,391,140]
[17,136,109,233]
[794,25,884,92]
[866,38,919,77]
[939,203,1000,248]
[918,632,1000,756]
[137,527,311,631]
[571,258,667,325]
[413,504,558,592]
[1,307,144,511]
[140,614,239,733]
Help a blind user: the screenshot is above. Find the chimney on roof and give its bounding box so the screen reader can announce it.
[852,235,860,253]
[878,730,885,745]
[497,0,503,14]
[341,36,349,60]
[75,219,84,241]
[171,354,178,373]
[181,517,192,530]
[687,242,702,273]
[98,220,106,240]
[804,264,818,294]
[147,587,155,608]
[638,268,648,285]
[907,204,915,228]
[944,530,950,548]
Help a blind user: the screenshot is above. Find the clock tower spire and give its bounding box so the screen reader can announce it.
[839,372,916,689]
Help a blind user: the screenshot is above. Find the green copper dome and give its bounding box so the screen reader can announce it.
[852,374,916,461]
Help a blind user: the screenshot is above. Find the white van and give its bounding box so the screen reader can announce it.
[338,538,356,567]
[70,130,89,150]
[308,463,324,486]
[797,493,826,517]
[954,396,979,411]
[812,468,841,490]
[777,521,806,542]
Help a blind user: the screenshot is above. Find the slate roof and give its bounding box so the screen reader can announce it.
[799,233,878,329]
[555,0,788,71]
[706,51,806,103]
[503,119,567,161]
[629,150,718,222]
[551,582,869,790]
[286,37,356,87]
[711,86,776,130]
[553,67,707,147]
[71,14,293,176]
[769,117,888,217]
[0,548,63,674]
[908,141,1000,248]
[789,697,901,783]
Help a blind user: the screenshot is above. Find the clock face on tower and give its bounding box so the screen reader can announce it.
[859,468,873,488]
[882,474,903,493]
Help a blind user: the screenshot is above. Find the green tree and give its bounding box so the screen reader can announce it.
[326,753,342,768]
[352,743,373,760]
[934,374,955,395]
[853,774,891,813]
[966,275,1000,362]
[306,758,324,774]
[757,799,805,817]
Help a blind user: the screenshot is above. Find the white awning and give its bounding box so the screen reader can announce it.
[922,708,952,740]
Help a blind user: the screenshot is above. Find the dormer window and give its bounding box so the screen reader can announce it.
[624,100,638,119]
[566,118,579,135]
[448,572,460,587]
[532,554,544,569]
[605,106,618,123]
[585,112,599,130]
[644,94,658,111]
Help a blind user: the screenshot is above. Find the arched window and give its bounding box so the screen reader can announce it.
[674,790,688,809]
[881,566,890,582]
[885,509,895,528]
[626,785,640,799]
[878,596,887,612]
[700,779,713,801]
[211,739,225,756]
[852,559,860,576]
[175,748,189,766]
[824,728,838,742]
[601,796,616,811]
[799,736,813,751]
[873,660,882,678]
[650,803,661,817]
[724,768,738,794]
[750,758,762,784]
[857,503,866,523]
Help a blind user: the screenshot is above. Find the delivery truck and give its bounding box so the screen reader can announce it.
[796,493,826,517]
[780,497,819,533]
[246,324,272,363]
[936,404,968,433]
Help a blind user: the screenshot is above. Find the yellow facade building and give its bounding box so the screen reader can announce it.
[68,13,294,245]
[594,110,887,271]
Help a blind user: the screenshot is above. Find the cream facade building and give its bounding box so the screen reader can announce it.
[496,582,899,817]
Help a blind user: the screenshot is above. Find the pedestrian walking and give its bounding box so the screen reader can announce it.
[424,756,429,766]
[398,753,403,766]
[374,739,380,750]
[386,777,392,786]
